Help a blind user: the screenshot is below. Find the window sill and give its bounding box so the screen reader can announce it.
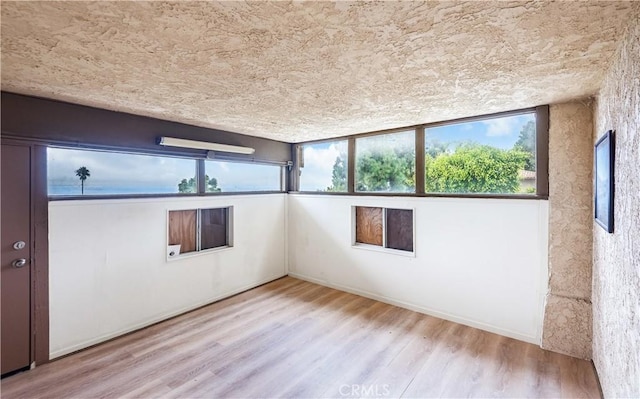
[166,245,234,262]
[351,243,415,258]
[49,191,285,201]
[290,191,548,200]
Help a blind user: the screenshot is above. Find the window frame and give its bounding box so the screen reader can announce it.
[296,138,349,193]
[294,106,549,199]
[167,206,234,260]
[204,158,285,194]
[353,129,417,194]
[351,206,416,257]
[46,145,200,198]
[47,145,288,200]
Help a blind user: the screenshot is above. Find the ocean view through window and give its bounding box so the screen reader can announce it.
[47,147,197,196]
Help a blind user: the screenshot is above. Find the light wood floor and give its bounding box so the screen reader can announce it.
[2,277,600,398]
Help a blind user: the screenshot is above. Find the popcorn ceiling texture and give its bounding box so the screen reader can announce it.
[592,18,640,399]
[542,102,594,359]
[0,1,637,142]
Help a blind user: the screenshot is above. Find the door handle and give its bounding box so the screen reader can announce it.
[12,258,27,268]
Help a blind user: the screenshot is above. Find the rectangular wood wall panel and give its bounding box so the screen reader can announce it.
[168,210,197,253]
[201,208,227,250]
[386,208,414,251]
[355,206,383,246]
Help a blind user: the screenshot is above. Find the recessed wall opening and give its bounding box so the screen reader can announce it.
[168,207,233,258]
[353,206,415,254]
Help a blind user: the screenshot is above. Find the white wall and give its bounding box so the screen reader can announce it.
[49,194,287,358]
[50,192,549,357]
[288,194,549,344]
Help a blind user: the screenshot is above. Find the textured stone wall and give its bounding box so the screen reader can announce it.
[542,102,594,359]
[592,18,640,399]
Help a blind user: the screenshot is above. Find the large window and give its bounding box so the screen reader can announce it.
[47,147,196,196]
[204,160,281,192]
[295,107,546,197]
[355,130,415,193]
[48,147,286,197]
[425,113,536,194]
[298,140,348,192]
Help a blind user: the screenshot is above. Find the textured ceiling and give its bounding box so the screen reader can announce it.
[1,1,637,142]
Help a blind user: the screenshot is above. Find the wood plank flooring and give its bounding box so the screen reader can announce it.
[1,277,601,398]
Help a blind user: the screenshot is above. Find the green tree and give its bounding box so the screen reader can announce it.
[425,144,528,193]
[206,175,221,193]
[178,175,221,193]
[327,155,347,192]
[513,120,535,171]
[356,147,415,192]
[75,166,90,195]
[178,177,197,193]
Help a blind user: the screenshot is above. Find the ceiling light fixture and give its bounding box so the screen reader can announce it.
[157,137,255,155]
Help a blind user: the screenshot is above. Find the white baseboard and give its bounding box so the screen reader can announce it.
[50,273,287,359]
[287,272,540,346]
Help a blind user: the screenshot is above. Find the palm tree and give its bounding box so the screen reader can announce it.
[75,166,90,195]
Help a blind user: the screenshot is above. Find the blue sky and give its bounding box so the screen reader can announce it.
[427,113,535,150]
[299,140,347,191]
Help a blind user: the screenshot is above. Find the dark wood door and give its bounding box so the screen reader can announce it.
[1,144,32,375]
